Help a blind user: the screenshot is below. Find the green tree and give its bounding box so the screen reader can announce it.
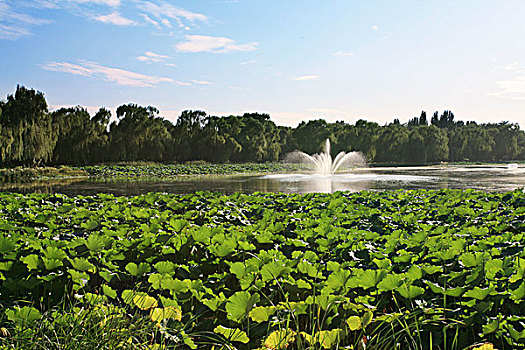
[0,85,55,166]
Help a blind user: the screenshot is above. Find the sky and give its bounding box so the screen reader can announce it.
[1,0,525,127]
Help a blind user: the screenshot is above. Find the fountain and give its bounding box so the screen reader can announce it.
[284,139,366,174]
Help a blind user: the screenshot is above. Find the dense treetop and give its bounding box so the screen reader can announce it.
[1,86,524,166]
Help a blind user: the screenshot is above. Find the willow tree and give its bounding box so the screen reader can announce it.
[0,85,55,166]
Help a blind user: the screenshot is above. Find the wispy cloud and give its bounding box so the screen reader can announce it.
[72,0,121,6]
[176,35,258,53]
[141,14,160,28]
[294,75,320,81]
[2,0,207,40]
[40,60,174,87]
[372,25,379,30]
[176,81,192,86]
[240,59,257,65]
[229,86,248,91]
[191,79,213,85]
[0,1,51,40]
[333,51,355,57]
[488,63,525,100]
[139,1,207,30]
[136,51,171,63]
[93,12,136,25]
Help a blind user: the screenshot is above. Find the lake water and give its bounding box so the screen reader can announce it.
[2,165,524,196]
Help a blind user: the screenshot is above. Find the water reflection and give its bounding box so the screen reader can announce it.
[1,165,523,196]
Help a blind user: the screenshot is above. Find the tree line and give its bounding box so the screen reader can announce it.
[1,85,524,166]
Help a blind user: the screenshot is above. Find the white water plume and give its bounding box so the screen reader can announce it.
[285,139,366,174]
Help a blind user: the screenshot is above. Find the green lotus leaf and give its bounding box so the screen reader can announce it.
[508,323,525,343]
[68,269,89,287]
[421,265,443,275]
[464,285,496,300]
[6,306,42,325]
[445,286,465,297]
[125,262,151,277]
[317,329,343,349]
[249,306,276,322]
[84,235,105,252]
[377,274,403,292]
[296,279,311,289]
[102,284,117,299]
[133,294,158,310]
[404,265,423,281]
[397,284,425,299]
[278,301,309,315]
[154,261,175,275]
[150,307,182,323]
[261,262,290,282]
[346,316,362,330]
[42,258,63,270]
[327,269,351,291]
[460,252,485,268]
[485,259,503,280]
[482,319,499,335]
[170,218,189,232]
[297,261,319,278]
[70,257,95,272]
[148,273,163,289]
[161,278,190,294]
[22,254,41,270]
[0,261,13,271]
[214,325,249,343]
[264,329,296,350]
[356,269,387,290]
[225,291,260,322]
[99,269,115,283]
[0,237,15,255]
[510,282,525,301]
[209,241,236,257]
[81,220,99,231]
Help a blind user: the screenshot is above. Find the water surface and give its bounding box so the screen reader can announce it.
[2,165,524,196]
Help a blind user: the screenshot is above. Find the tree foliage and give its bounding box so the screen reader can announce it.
[0,86,524,166]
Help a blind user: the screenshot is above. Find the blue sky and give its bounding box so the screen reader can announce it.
[1,0,525,127]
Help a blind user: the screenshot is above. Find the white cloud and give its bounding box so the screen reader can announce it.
[0,23,31,40]
[176,81,192,86]
[141,14,160,28]
[240,59,257,65]
[228,86,248,91]
[77,0,120,5]
[176,35,258,53]
[488,63,525,100]
[160,18,172,28]
[139,1,207,29]
[136,51,171,63]
[94,12,136,26]
[0,1,51,40]
[165,63,177,67]
[40,60,174,87]
[294,75,320,81]
[191,79,213,85]
[333,51,355,57]
[372,25,379,30]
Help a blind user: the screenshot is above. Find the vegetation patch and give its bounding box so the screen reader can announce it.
[79,163,304,178]
[0,189,524,349]
[0,166,87,183]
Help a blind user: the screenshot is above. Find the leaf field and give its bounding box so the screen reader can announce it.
[0,189,524,349]
[80,163,303,178]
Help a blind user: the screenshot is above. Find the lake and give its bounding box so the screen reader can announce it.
[2,164,524,196]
